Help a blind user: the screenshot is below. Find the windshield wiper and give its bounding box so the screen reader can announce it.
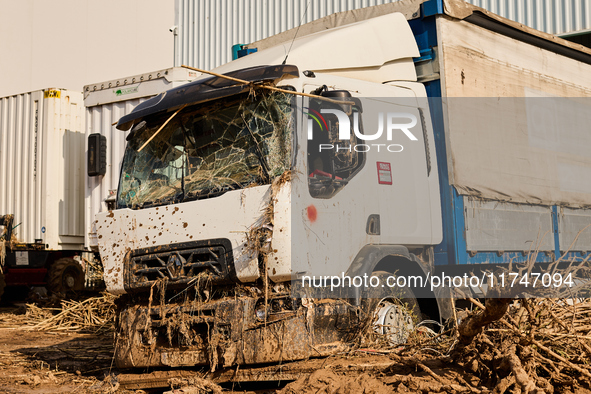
[186,188,229,201]
[135,200,156,209]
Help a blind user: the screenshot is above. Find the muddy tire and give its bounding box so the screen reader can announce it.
[359,270,421,345]
[47,258,85,297]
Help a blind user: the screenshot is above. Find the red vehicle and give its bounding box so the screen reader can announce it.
[0,214,86,301]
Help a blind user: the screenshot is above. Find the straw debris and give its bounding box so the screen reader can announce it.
[22,293,117,333]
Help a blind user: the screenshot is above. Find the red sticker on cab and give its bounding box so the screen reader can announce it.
[377,162,392,185]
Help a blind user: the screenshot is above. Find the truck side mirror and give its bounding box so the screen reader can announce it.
[88,133,107,176]
[320,90,363,114]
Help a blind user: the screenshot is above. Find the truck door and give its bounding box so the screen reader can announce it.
[290,81,441,289]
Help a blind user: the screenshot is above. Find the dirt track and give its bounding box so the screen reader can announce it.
[0,320,114,393]
[1,297,591,394]
[0,324,589,394]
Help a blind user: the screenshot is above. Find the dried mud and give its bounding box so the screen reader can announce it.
[1,296,591,393]
[0,311,117,393]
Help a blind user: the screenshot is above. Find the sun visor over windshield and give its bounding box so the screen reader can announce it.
[116,64,299,131]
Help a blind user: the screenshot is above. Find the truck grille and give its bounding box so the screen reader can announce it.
[125,239,234,292]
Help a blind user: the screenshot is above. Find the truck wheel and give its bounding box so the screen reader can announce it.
[360,270,421,345]
[47,258,85,297]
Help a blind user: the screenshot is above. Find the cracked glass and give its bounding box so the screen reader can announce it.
[118,90,293,209]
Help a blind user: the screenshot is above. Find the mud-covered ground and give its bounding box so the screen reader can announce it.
[1,293,591,394]
[0,323,487,394]
[1,321,589,394]
[0,308,115,393]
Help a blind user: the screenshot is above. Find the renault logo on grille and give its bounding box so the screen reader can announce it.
[128,243,230,289]
[166,253,184,278]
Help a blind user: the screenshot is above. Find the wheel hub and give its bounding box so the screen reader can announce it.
[65,275,76,289]
[373,299,414,345]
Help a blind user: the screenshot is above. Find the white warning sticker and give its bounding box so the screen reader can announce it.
[377,162,392,185]
[15,251,29,266]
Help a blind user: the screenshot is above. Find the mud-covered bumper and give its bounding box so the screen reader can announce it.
[115,296,355,369]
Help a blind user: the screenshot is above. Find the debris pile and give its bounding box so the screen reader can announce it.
[448,297,591,393]
[279,297,591,393]
[24,293,117,333]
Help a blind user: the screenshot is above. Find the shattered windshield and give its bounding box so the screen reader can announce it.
[117,91,293,209]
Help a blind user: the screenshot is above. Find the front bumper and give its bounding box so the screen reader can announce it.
[115,296,354,369]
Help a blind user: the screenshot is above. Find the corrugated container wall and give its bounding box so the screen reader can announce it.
[175,0,591,71]
[83,67,198,250]
[174,0,402,70]
[0,89,85,250]
[466,0,591,35]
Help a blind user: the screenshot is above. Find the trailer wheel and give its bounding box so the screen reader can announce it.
[360,271,421,345]
[47,258,84,297]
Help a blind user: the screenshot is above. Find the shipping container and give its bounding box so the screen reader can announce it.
[83,67,198,250]
[0,88,85,250]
